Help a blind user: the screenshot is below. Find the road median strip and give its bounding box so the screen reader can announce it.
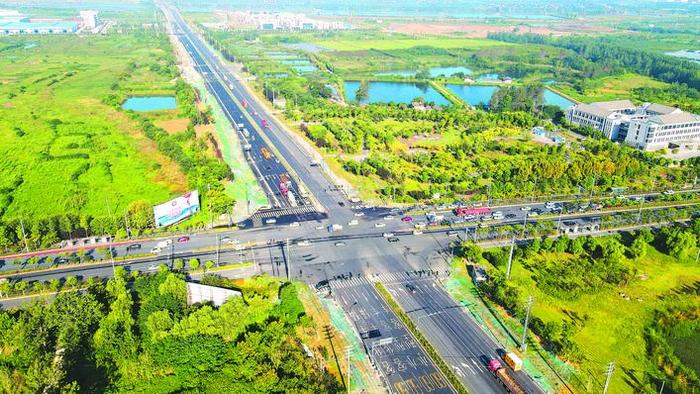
[373,281,469,394]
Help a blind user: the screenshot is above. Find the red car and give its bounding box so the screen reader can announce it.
[401,216,413,222]
[177,236,190,243]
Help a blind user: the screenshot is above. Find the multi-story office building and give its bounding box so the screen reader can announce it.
[566,100,700,151]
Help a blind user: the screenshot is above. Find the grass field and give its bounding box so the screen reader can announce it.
[555,73,669,103]
[313,37,511,51]
[474,244,700,393]
[0,33,186,222]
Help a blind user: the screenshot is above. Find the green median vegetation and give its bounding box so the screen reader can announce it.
[457,220,700,393]
[374,282,468,394]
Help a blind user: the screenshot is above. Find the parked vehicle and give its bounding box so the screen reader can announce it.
[261,118,270,128]
[348,219,359,226]
[375,222,386,228]
[126,244,141,251]
[382,232,395,238]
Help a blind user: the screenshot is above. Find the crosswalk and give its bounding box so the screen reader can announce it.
[329,270,451,289]
[330,276,370,289]
[252,205,317,219]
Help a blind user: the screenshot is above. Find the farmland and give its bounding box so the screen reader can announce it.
[0,33,185,238]
[311,37,511,51]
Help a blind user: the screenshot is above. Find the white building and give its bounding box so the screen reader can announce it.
[80,10,99,30]
[566,100,700,151]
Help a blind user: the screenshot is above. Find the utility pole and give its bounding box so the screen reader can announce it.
[346,348,352,394]
[603,362,615,394]
[506,237,515,280]
[216,235,221,267]
[285,238,291,280]
[207,183,213,229]
[659,380,665,394]
[109,235,116,276]
[520,295,534,352]
[19,218,29,253]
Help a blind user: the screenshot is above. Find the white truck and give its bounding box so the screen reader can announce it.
[327,224,343,232]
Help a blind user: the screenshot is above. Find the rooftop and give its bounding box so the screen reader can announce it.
[575,103,614,118]
[645,102,681,115]
[649,112,700,125]
[0,21,78,30]
[592,99,635,111]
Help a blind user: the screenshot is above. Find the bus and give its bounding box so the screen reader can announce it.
[454,207,492,217]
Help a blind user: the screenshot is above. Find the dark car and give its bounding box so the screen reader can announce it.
[338,201,345,207]
[505,213,517,219]
[387,237,400,243]
[126,244,141,251]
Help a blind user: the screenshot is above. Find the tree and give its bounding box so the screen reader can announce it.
[65,276,78,289]
[173,258,184,271]
[205,260,215,271]
[0,280,11,297]
[127,200,155,231]
[49,278,61,293]
[665,229,696,259]
[14,280,27,295]
[629,236,648,259]
[189,258,200,271]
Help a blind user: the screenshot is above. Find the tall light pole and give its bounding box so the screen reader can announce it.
[506,237,515,280]
[216,235,221,267]
[603,362,615,394]
[520,295,534,352]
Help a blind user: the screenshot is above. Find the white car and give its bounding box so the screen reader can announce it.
[150,247,161,254]
[663,190,675,195]
[520,206,531,211]
[382,232,395,238]
[348,219,359,226]
[296,240,311,246]
[315,225,325,230]
[289,221,300,227]
[527,211,539,217]
[375,222,386,228]
[413,230,423,235]
[384,215,394,220]
[354,212,365,217]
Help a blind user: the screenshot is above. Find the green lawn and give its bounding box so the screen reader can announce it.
[0,34,186,222]
[313,38,511,51]
[555,73,669,103]
[485,246,700,393]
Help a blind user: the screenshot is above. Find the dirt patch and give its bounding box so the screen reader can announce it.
[2,102,14,108]
[383,22,611,37]
[155,117,190,134]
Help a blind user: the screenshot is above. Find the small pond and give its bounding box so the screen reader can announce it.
[344,81,449,105]
[122,96,176,112]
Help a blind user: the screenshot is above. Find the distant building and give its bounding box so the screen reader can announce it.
[0,21,78,35]
[80,10,99,30]
[566,100,700,150]
[226,11,349,31]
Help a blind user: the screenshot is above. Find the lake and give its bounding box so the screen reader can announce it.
[446,84,575,108]
[665,50,700,64]
[122,96,176,112]
[376,66,473,78]
[344,81,450,105]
